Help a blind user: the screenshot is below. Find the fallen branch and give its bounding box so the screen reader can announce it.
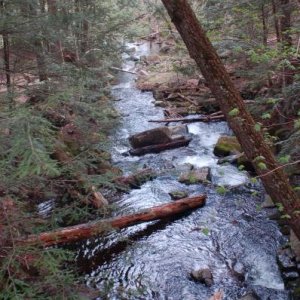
[148,115,224,123]
[176,93,198,106]
[129,137,192,156]
[256,159,300,179]
[17,195,206,246]
[110,66,137,75]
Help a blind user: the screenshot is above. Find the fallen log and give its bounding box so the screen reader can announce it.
[148,115,225,123]
[17,195,206,246]
[129,137,192,156]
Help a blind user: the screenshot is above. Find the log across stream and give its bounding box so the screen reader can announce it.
[74,42,290,300]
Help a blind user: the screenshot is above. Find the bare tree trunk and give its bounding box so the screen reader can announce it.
[47,0,64,62]
[160,0,300,239]
[36,42,48,81]
[272,0,281,43]
[0,0,10,88]
[280,0,292,46]
[17,195,206,246]
[280,0,293,86]
[3,33,10,88]
[261,4,268,46]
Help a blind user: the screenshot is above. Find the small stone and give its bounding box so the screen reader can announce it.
[238,292,260,300]
[283,271,299,280]
[233,262,246,280]
[268,210,281,220]
[191,268,213,286]
[290,230,300,261]
[280,225,290,236]
[261,194,275,209]
[169,191,188,200]
[277,248,297,272]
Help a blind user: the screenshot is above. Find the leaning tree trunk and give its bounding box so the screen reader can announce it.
[161,0,300,239]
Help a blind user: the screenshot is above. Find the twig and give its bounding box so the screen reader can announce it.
[256,159,300,178]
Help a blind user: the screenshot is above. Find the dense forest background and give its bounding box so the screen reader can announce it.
[0,0,299,299]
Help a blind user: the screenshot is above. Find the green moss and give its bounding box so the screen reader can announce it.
[213,136,242,157]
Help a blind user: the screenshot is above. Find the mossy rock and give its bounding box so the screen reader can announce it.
[179,167,211,185]
[213,136,242,157]
[169,190,188,200]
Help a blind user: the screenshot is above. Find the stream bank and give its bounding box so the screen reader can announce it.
[75,42,298,300]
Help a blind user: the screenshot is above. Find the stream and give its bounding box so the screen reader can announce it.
[76,42,290,300]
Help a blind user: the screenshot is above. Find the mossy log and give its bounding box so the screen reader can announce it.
[17,195,206,247]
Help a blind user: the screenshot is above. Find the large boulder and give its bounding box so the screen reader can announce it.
[213,136,242,157]
[129,127,173,149]
[179,167,211,185]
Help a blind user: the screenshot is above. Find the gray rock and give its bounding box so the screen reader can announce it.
[283,271,299,280]
[290,230,300,261]
[191,268,213,286]
[238,292,260,300]
[179,167,211,185]
[277,248,297,272]
[169,191,188,200]
[261,194,275,209]
[233,261,246,279]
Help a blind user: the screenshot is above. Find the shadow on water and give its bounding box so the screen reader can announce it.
[77,213,192,275]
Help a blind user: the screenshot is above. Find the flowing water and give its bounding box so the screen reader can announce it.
[76,43,290,300]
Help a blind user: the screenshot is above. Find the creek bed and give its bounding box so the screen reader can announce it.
[76,42,289,300]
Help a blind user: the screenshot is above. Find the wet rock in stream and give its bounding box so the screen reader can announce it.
[179,167,211,185]
[169,190,189,200]
[190,268,214,286]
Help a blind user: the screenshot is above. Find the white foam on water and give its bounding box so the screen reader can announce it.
[179,155,217,168]
[211,165,249,186]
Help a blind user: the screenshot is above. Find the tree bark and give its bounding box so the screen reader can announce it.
[272,0,281,43]
[280,0,293,86]
[17,195,206,246]
[36,42,48,82]
[2,33,10,88]
[0,0,10,88]
[280,0,292,47]
[160,0,300,239]
[261,4,268,46]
